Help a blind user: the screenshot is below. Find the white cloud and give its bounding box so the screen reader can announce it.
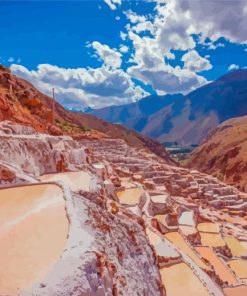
[8,57,14,63]
[183,0,247,44]
[119,0,247,95]
[182,50,212,72]
[119,45,129,53]
[10,64,148,109]
[124,10,147,24]
[125,26,208,94]
[121,1,208,95]
[91,41,122,68]
[120,31,127,41]
[207,42,225,50]
[228,64,240,71]
[128,63,207,94]
[103,0,121,10]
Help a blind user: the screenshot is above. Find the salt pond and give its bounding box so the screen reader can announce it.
[0,184,68,295]
[160,263,210,296]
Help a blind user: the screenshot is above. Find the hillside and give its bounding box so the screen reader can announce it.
[91,70,247,146]
[0,65,175,164]
[187,115,247,192]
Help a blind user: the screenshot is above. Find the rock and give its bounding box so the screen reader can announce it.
[48,124,63,136]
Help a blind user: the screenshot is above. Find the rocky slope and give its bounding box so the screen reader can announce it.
[0,65,174,164]
[187,115,247,192]
[91,70,247,146]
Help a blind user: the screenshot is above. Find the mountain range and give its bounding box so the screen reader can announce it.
[90,69,247,146]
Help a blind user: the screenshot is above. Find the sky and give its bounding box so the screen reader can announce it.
[1,0,247,109]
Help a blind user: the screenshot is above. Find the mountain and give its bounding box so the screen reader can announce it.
[187,115,247,192]
[0,65,175,164]
[91,69,247,146]
[91,93,184,138]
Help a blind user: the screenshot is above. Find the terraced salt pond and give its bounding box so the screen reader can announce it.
[0,184,68,296]
[228,259,247,279]
[117,187,142,205]
[165,232,209,270]
[195,247,237,285]
[160,263,210,296]
[40,171,93,192]
[197,223,220,233]
[224,236,247,257]
[200,232,225,247]
[224,285,247,296]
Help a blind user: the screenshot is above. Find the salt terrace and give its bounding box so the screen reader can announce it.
[82,138,247,296]
[1,127,247,295]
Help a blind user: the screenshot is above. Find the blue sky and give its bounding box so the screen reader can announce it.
[1,0,247,109]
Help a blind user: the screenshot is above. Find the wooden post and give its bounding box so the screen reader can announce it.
[52,88,55,125]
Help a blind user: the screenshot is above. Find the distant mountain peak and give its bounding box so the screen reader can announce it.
[218,69,247,82]
[91,70,247,146]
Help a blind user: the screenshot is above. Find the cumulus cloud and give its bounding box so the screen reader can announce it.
[124,10,147,24]
[128,63,207,94]
[119,45,129,53]
[103,0,121,10]
[125,20,208,94]
[207,42,225,50]
[180,0,247,44]
[182,50,212,72]
[120,1,209,94]
[10,64,148,109]
[228,64,240,71]
[91,41,122,68]
[120,0,247,95]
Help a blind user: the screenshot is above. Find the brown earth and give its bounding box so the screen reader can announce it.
[0,65,175,165]
[187,115,247,192]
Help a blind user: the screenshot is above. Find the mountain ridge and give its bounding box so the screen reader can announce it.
[90,69,247,146]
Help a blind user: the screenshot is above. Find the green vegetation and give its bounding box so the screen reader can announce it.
[55,119,90,134]
[166,144,197,163]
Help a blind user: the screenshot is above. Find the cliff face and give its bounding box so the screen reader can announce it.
[0,66,174,165]
[187,115,247,192]
[0,121,88,178]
